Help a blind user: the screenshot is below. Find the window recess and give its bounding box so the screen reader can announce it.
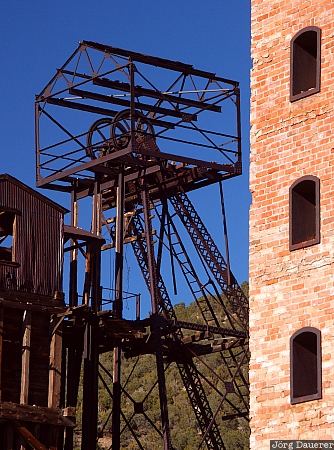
[290,327,322,404]
[289,176,320,251]
[290,26,321,102]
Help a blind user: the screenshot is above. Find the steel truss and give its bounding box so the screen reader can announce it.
[35,41,249,449]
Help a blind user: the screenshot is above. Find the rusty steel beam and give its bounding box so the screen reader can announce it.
[60,69,223,112]
[45,96,119,117]
[69,87,197,121]
[153,198,249,416]
[92,76,222,112]
[171,319,246,339]
[42,97,175,130]
[170,192,249,328]
[141,185,172,450]
[130,216,225,449]
[138,147,233,171]
[81,40,238,84]
[36,146,133,186]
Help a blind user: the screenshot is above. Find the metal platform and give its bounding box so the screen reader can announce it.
[35,41,241,195]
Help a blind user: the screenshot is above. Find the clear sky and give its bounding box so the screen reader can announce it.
[1,1,251,288]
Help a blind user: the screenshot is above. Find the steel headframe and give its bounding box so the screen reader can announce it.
[35,41,248,450]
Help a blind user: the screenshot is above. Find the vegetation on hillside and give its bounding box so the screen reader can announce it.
[75,283,249,449]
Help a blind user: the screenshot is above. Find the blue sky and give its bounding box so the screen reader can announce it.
[1,1,251,295]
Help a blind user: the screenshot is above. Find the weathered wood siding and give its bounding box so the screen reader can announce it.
[0,176,64,297]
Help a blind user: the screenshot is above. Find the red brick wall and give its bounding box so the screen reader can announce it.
[250,1,334,448]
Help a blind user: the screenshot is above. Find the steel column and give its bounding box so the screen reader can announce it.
[111,168,125,450]
[141,186,172,450]
[81,179,102,450]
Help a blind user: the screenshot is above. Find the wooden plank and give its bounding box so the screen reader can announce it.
[20,311,31,404]
[0,290,66,308]
[0,402,75,427]
[48,321,62,408]
[0,298,66,314]
[64,225,105,242]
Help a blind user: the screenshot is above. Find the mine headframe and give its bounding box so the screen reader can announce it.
[35,40,241,191]
[35,41,248,450]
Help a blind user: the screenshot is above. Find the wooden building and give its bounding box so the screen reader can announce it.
[0,174,71,449]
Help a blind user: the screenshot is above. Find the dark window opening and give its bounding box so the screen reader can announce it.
[0,210,15,262]
[291,27,321,101]
[290,327,321,404]
[290,176,320,250]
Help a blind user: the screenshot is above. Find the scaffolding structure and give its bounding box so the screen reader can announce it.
[34,41,249,449]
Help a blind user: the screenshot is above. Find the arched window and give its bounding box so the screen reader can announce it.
[290,27,321,102]
[289,176,320,250]
[290,327,322,404]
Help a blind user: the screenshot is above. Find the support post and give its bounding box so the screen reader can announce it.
[19,310,31,450]
[4,424,14,450]
[64,339,83,450]
[81,179,102,450]
[141,186,172,450]
[112,168,125,450]
[20,310,32,405]
[48,319,62,409]
[69,185,78,307]
[219,181,231,287]
[81,317,99,450]
[136,294,141,321]
[65,186,80,450]
[82,248,92,306]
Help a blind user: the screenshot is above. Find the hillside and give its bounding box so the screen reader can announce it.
[76,283,249,449]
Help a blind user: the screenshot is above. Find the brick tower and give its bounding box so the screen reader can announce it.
[250,1,334,448]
